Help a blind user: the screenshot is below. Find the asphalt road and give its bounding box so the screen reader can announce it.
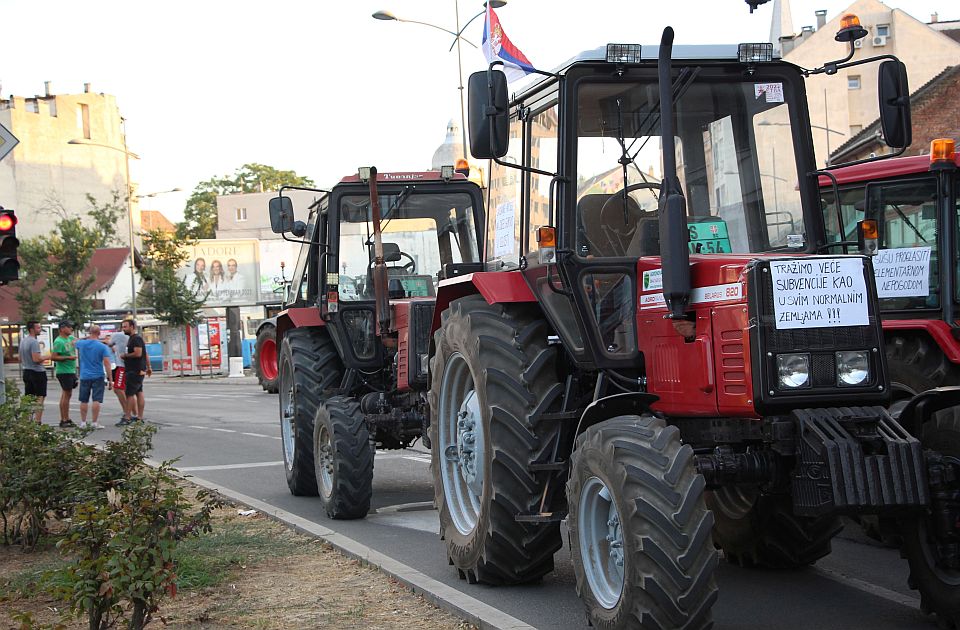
[43,378,937,629]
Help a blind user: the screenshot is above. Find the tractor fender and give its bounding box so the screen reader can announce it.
[883,320,960,364]
[575,392,660,438]
[898,386,960,438]
[275,307,325,346]
[430,271,536,334]
[256,317,277,337]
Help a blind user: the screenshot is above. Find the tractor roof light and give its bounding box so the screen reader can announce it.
[455,158,470,176]
[738,42,773,63]
[358,167,372,183]
[440,165,455,181]
[930,138,957,170]
[836,13,868,43]
[606,44,641,64]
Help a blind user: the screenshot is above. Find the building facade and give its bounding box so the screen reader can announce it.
[775,0,960,166]
[0,83,140,245]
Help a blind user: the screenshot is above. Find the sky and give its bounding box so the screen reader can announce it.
[0,0,950,223]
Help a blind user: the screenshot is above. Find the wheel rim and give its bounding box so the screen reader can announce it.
[260,339,278,381]
[317,422,334,499]
[711,485,758,520]
[578,476,624,610]
[280,359,295,466]
[438,352,484,535]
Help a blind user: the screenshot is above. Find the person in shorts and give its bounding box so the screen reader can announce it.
[75,324,113,429]
[19,321,50,423]
[118,318,146,425]
[108,327,130,422]
[51,321,78,428]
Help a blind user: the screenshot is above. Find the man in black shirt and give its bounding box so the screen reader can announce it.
[118,318,147,425]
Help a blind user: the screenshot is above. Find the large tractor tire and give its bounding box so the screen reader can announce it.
[254,325,279,393]
[887,334,960,416]
[567,415,718,630]
[278,327,343,496]
[313,396,374,519]
[706,487,841,568]
[899,411,960,629]
[430,294,564,585]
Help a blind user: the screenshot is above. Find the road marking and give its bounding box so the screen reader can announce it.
[188,425,208,430]
[376,501,435,514]
[811,566,920,609]
[210,428,236,433]
[178,461,284,472]
[242,432,274,438]
[402,456,432,464]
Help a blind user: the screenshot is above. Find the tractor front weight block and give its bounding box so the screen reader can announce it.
[791,406,928,517]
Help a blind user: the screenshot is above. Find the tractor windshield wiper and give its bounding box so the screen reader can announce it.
[889,203,928,243]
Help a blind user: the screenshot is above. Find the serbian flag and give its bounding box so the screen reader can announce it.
[482,6,535,83]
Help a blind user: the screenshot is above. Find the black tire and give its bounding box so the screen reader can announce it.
[278,327,343,496]
[254,325,279,393]
[706,487,841,568]
[900,411,960,628]
[567,415,718,629]
[429,294,563,585]
[887,333,960,410]
[313,396,374,519]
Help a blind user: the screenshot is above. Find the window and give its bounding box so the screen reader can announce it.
[235,207,247,222]
[77,103,90,139]
[526,104,559,253]
[486,118,522,267]
[848,75,861,90]
[876,24,890,37]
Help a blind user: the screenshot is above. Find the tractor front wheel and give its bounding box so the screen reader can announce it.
[254,325,279,393]
[314,396,374,519]
[567,415,718,629]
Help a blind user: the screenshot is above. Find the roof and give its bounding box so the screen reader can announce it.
[829,65,960,163]
[0,247,130,322]
[819,151,960,186]
[337,171,469,184]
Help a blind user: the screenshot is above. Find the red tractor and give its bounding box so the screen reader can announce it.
[819,142,960,409]
[425,18,960,629]
[267,167,484,518]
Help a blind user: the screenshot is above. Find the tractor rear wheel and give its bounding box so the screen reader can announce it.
[278,327,343,496]
[314,396,374,519]
[887,334,960,417]
[899,411,960,628]
[254,325,279,393]
[707,487,841,568]
[567,415,718,629]
[430,294,563,584]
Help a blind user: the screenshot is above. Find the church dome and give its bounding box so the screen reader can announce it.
[431,119,465,169]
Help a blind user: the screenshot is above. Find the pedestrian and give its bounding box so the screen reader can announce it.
[51,320,78,428]
[18,321,50,423]
[118,318,147,426]
[108,325,130,424]
[75,324,113,429]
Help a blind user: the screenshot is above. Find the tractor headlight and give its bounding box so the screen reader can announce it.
[419,353,430,377]
[776,353,811,389]
[836,350,870,386]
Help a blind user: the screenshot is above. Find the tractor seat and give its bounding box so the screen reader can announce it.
[578,193,648,257]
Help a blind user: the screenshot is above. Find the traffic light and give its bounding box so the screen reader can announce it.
[0,207,19,285]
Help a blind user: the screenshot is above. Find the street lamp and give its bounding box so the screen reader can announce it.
[68,130,179,317]
[373,1,507,161]
[757,117,845,160]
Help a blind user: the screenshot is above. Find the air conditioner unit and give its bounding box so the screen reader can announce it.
[854,39,863,48]
[873,35,888,47]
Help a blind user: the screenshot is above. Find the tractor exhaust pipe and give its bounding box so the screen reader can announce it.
[366,166,390,336]
[657,26,691,320]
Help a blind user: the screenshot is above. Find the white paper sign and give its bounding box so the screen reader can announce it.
[873,247,932,298]
[770,258,869,329]
[755,82,784,103]
[494,201,516,257]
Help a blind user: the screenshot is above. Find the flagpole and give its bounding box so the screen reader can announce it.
[454,0,468,161]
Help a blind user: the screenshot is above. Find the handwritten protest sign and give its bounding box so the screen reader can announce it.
[494,201,516,257]
[873,247,931,299]
[769,258,868,329]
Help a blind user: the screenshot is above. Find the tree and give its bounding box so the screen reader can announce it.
[137,228,205,327]
[176,164,314,239]
[13,193,122,326]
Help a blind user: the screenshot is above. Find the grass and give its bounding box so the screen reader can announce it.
[172,519,303,590]
[0,556,68,600]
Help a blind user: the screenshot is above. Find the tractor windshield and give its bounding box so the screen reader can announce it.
[575,71,805,258]
[336,190,480,300]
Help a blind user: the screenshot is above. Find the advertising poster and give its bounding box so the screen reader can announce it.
[258,239,301,303]
[197,319,222,369]
[178,239,260,307]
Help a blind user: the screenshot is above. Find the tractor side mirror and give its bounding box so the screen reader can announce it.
[878,60,911,149]
[268,196,295,234]
[468,69,509,159]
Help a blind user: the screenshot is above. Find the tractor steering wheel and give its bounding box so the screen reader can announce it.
[597,182,662,256]
[368,251,417,274]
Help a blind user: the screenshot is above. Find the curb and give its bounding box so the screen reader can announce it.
[158,464,536,630]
